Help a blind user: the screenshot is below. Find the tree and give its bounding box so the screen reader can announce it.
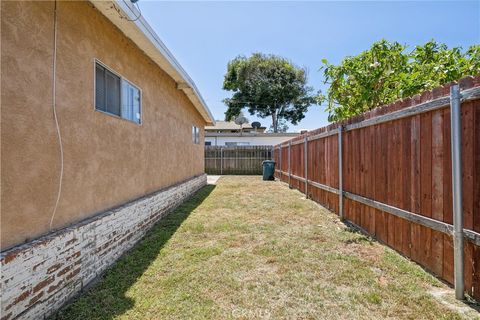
[320,40,480,121]
[223,53,316,132]
[267,119,289,133]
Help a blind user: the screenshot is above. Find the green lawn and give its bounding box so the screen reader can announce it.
[54,176,478,319]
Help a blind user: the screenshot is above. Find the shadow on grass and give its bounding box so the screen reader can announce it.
[51,185,216,320]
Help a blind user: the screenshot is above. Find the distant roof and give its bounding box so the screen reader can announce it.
[90,0,215,125]
[205,132,299,137]
[205,121,268,131]
[205,121,251,130]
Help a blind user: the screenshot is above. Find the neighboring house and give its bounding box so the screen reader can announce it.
[205,121,300,146]
[1,1,214,319]
[205,120,267,133]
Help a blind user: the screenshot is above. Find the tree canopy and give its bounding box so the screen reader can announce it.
[320,40,480,121]
[223,53,316,132]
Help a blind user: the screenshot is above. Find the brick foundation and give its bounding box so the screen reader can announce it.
[0,174,207,320]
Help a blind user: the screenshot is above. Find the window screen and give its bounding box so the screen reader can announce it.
[95,64,106,112]
[105,70,121,116]
[95,62,141,124]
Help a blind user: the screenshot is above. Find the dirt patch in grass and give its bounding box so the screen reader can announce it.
[53,176,478,319]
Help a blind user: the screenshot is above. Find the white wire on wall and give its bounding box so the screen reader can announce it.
[47,0,141,231]
[49,0,64,231]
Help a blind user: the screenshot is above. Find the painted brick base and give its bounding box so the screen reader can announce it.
[0,174,207,320]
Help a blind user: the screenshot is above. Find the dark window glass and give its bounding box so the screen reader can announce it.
[95,63,120,117]
[105,70,121,116]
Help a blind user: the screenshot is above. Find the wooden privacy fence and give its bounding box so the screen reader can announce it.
[205,145,273,175]
[274,76,480,301]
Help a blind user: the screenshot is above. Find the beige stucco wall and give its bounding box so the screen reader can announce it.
[1,1,206,250]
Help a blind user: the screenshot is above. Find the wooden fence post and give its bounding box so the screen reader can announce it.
[304,135,308,198]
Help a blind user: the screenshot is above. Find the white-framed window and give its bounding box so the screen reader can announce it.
[225,142,249,146]
[192,126,200,144]
[95,61,141,124]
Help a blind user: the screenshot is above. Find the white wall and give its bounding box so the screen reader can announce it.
[205,135,297,146]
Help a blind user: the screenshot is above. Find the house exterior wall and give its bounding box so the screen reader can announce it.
[1,1,206,250]
[205,134,299,146]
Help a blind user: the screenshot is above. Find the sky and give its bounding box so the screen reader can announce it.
[138,0,480,131]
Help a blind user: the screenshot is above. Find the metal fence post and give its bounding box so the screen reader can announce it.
[450,84,464,300]
[288,141,292,188]
[304,135,308,198]
[220,147,223,175]
[338,125,344,220]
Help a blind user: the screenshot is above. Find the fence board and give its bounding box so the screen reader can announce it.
[402,118,412,257]
[443,108,454,284]
[410,115,422,263]
[431,110,444,276]
[420,112,433,269]
[387,121,395,249]
[360,126,366,231]
[353,129,360,225]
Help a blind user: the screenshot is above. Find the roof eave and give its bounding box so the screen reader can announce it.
[89,0,215,125]
[205,132,300,137]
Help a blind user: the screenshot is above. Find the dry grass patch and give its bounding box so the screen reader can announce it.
[54,176,478,319]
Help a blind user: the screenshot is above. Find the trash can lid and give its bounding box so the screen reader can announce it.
[262,160,276,164]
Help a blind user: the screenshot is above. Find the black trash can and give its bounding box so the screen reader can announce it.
[262,160,276,181]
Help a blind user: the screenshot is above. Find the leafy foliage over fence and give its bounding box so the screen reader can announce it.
[320,40,480,121]
[274,75,480,301]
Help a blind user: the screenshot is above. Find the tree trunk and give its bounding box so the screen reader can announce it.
[272,113,278,133]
